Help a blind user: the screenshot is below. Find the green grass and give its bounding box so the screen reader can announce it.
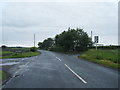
[0,70,8,81]
[1,51,40,59]
[0,47,40,59]
[79,49,120,69]
[0,51,13,56]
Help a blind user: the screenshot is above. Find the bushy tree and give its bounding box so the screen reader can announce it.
[38,42,43,49]
[38,38,54,50]
[30,47,37,52]
[55,28,92,51]
[1,45,7,48]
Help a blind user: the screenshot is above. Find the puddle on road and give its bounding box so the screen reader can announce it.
[0,62,20,66]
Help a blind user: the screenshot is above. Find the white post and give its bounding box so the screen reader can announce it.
[96,44,97,50]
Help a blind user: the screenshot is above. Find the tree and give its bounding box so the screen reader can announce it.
[1,45,7,49]
[55,28,92,51]
[38,42,43,49]
[38,38,54,50]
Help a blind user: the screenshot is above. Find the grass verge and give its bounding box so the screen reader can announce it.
[0,47,41,59]
[79,49,120,69]
[1,51,40,59]
[0,70,8,82]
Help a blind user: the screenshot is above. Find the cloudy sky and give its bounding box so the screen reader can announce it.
[0,0,118,47]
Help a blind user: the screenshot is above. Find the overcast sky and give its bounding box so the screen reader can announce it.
[0,0,118,47]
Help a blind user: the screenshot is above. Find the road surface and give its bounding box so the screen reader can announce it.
[2,50,119,88]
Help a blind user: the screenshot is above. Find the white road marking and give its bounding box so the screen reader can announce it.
[64,64,87,84]
[26,62,30,65]
[13,69,22,77]
[13,62,30,77]
[56,57,62,61]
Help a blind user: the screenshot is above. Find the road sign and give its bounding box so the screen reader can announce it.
[94,36,99,43]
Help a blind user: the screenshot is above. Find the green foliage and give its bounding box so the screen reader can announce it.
[38,42,42,49]
[30,47,37,52]
[49,46,67,52]
[0,51,13,56]
[38,38,54,50]
[38,27,92,52]
[80,49,120,69]
[1,51,40,59]
[1,45,7,49]
[90,46,120,49]
[55,28,92,52]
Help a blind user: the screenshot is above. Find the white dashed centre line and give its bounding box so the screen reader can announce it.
[56,57,62,61]
[64,64,87,84]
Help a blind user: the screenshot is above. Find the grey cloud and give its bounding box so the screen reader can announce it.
[1,2,118,46]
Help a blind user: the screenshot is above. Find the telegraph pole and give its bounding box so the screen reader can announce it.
[91,31,93,41]
[34,33,35,47]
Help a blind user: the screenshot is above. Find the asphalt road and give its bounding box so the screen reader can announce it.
[2,50,119,88]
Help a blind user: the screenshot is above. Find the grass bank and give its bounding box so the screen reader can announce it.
[0,70,8,82]
[0,47,40,59]
[79,49,120,69]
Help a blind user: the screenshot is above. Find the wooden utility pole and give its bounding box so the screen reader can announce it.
[91,31,93,41]
[34,33,35,47]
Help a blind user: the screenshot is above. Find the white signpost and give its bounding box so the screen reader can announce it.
[94,36,99,50]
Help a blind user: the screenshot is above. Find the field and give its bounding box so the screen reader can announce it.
[0,47,40,59]
[79,49,120,69]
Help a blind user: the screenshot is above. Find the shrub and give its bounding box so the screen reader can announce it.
[1,45,7,49]
[30,47,37,52]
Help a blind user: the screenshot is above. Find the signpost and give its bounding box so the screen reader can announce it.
[94,36,99,43]
[94,36,99,50]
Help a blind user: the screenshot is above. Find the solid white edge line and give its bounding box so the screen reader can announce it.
[64,64,87,84]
